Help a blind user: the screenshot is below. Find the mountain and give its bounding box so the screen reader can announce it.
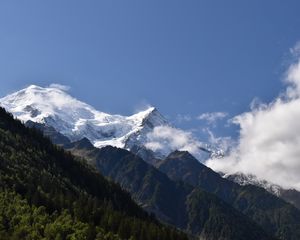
[157,151,300,240]
[224,172,300,210]
[0,85,167,148]
[3,85,299,239]
[65,138,274,240]
[0,85,222,162]
[0,107,188,240]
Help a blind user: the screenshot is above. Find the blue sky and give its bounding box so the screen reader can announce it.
[1,1,300,140]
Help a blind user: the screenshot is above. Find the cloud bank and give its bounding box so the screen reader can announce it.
[206,42,300,190]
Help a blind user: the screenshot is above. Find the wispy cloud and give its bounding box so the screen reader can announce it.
[145,125,210,160]
[206,41,300,190]
[133,100,153,113]
[204,128,235,154]
[49,83,71,91]
[197,112,228,125]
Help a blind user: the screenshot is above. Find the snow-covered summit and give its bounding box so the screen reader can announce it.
[0,85,169,151]
[0,85,224,161]
[0,84,99,123]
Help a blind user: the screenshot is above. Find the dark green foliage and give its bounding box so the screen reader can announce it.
[0,190,119,240]
[0,107,187,240]
[66,142,274,240]
[158,151,300,240]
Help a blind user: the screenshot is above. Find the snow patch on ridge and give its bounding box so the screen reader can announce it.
[223,172,282,196]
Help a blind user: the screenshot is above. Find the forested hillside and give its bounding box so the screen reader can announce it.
[0,107,187,240]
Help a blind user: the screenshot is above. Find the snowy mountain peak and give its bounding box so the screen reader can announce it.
[0,85,222,162]
[0,84,98,124]
[136,107,168,127]
[0,85,170,152]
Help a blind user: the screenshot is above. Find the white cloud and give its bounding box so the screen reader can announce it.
[49,83,71,91]
[206,42,300,190]
[198,112,228,125]
[204,128,235,154]
[289,41,300,58]
[145,125,210,160]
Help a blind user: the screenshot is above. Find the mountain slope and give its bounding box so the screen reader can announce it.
[65,139,274,240]
[225,172,300,210]
[157,151,300,240]
[0,107,188,240]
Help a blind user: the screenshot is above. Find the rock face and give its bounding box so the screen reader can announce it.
[0,84,220,161]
